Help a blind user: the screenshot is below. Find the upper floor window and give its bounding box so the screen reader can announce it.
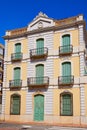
[36,64,44,84]
[0,48,4,56]
[62,62,71,76]
[14,67,21,80]
[62,34,70,46]
[36,64,44,77]
[36,39,44,55]
[15,43,21,53]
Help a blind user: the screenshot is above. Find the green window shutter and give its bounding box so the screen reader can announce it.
[15,43,21,59]
[62,35,70,53]
[14,68,21,86]
[15,43,21,53]
[36,39,44,55]
[36,65,44,84]
[14,68,20,80]
[62,62,71,83]
[11,95,20,115]
[34,95,44,121]
[62,62,71,76]
[61,94,72,116]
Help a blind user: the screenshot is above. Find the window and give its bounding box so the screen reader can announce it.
[36,64,44,84]
[13,67,21,86]
[14,67,20,80]
[10,94,20,115]
[62,62,71,76]
[15,43,21,53]
[60,93,73,116]
[61,34,71,53]
[0,48,4,56]
[62,34,70,46]
[36,38,44,55]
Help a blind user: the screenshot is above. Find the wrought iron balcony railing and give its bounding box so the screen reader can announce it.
[11,52,23,61]
[27,77,49,87]
[59,45,73,55]
[58,76,74,86]
[30,47,48,59]
[9,79,22,89]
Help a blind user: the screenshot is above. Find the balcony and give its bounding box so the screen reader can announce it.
[11,52,23,62]
[30,47,48,60]
[27,77,49,88]
[59,45,73,55]
[9,79,22,90]
[58,76,74,86]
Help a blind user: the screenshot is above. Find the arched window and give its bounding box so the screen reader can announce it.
[36,64,44,84]
[60,93,73,116]
[62,34,70,46]
[36,38,44,55]
[10,94,21,115]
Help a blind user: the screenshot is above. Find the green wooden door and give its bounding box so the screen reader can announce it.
[61,94,72,115]
[36,65,44,84]
[62,35,70,53]
[36,39,44,55]
[15,43,21,59]
[34,95,44,121]
[11,95,20,115]
[14,68,20,86]
[62,62,71,83]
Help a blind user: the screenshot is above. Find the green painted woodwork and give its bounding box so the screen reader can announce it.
[62,62,71,83]
[15,43,21,53]
[62,35,70,53]
[61,94,72,116]
[36,65,44,84]
[14,68,21,86]
[15,43,21,59]
[34,95,44,121]
[11,95,20,115]
[36,39,44,55]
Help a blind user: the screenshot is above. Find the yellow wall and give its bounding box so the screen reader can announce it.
[53,88,80,116]
[5,90,26,115]
[54,29,79,49]
[6,62,27,81]
[54,56,80,78]
[7,38,28,57]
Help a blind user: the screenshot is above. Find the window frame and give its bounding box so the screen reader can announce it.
[60,92,73,116]
[10,94,21,115]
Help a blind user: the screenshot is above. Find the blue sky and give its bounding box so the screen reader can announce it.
[0,0,87,45]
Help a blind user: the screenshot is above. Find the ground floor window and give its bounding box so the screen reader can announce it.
[10,94,20,115]
[60,93,73,116]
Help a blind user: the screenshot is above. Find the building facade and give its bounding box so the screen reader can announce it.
[0,44,4,114]
[1,12,87,125]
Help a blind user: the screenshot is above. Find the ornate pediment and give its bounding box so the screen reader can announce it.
[28,12,55,31]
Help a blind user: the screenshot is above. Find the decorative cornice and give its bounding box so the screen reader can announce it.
[3,20,85,40]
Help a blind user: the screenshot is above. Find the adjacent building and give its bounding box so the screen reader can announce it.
[1,12,87,125]
[0,44,4,113]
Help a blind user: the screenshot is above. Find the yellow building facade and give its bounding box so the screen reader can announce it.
[1,12,87,125]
